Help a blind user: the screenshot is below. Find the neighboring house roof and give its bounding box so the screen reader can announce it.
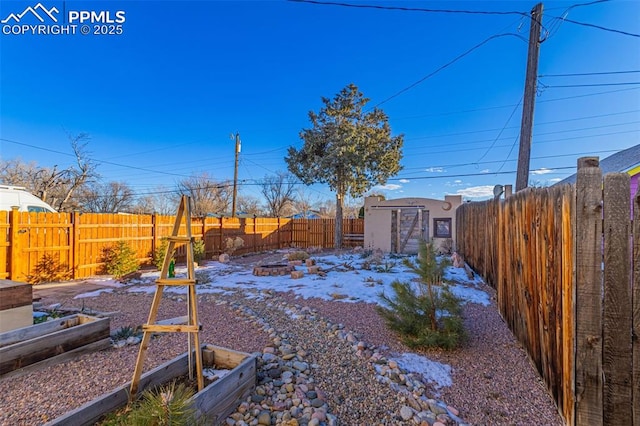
[556,144,640,185]
[288,211,322,219]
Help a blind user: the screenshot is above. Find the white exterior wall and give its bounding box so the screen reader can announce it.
[363,195,463,253]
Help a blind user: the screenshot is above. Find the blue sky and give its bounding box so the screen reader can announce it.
[1,0,639,203]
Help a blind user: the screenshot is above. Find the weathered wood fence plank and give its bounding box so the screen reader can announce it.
[575,157,604,426]
[560,186,576,426]
[603,173,633,425]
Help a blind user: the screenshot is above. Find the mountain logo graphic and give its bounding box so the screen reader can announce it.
[1,3,59,24]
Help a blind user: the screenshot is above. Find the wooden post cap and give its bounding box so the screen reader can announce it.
[577,157,600,169]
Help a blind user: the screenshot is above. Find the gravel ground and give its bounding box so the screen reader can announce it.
[279,289,562,425]
[0,255,563,426]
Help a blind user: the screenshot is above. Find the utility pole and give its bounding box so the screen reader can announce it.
[231,132,241,217]
[515,2,543,192]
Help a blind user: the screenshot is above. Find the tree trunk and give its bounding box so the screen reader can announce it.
[335,192,343,249]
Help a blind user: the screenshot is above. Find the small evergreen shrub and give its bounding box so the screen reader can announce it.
[27,253,72,284]
[153,238,171,270]
[377,240,464,350]
[102,241,139,279]
[193,239,206,263]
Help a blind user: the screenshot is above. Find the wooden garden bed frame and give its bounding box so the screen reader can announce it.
[0,313,110,378]
[45,344,257,426]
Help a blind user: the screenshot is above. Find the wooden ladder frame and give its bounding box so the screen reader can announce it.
[129,195,204,400]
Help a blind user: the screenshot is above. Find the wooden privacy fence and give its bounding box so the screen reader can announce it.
[456,157,639,425]
[0,212,363,282]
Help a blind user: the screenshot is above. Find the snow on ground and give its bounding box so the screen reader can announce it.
[390,353,453,389]
[73,250,491,390]
[74,288,114,299]
[89,250,490,307]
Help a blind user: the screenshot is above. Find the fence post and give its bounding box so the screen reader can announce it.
[277,217,281,249]
[152,213,158,259]
[322,220,327,248]
[602,173,632,425]
[71,211,80,280]
[201,216,206,257]
[504,184,513,198]
[575,157,604,425]
[9,207,19,281]
[253,217,258,252]
[632,186,640,425]
[219,217,224,254]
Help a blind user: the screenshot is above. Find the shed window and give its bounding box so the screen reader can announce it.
[433,218,452,238]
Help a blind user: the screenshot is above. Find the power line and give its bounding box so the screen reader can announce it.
[288,0,528,16]
[400,148,624,173]
[403,129,639,157]
[539,87,639,102]
[405,118,640,144]
[539,70,640,78]
[391,87,639,120]
[0,137,195,179]
[542,82,640,88]
[550,15,640,38]
[544,0,610,11]
[497,134,520,173]
[373,32,528,109]
[476,95,523,163]
[545,0,611,38]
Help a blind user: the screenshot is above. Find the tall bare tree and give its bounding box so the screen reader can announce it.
[0,158,41,188]
[80,181,135,212]
[0,133,99,211]
[291,187,320,218]
[260,171,297,217]
[132,186,178,215]
[55,133,99,211]
[342,195,363,219]
[177,173,232,217]
[237,195,264,216]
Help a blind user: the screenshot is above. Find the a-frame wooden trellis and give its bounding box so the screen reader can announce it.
[129,195,204,399]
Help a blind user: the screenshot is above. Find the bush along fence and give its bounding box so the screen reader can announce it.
[456,157,639,425]
[0,213,364,282]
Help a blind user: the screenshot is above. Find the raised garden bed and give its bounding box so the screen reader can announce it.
[45,344,257,426]
[0,313,110,378]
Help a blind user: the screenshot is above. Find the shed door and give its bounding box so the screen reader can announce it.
[391,209,429,254]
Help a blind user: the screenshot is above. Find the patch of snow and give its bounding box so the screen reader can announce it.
[74,288,113,299]
[82,278,124,287]
[448,284,490,306]
[390,353,452,389]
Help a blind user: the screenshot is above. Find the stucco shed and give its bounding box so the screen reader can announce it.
[363,195,462,254]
